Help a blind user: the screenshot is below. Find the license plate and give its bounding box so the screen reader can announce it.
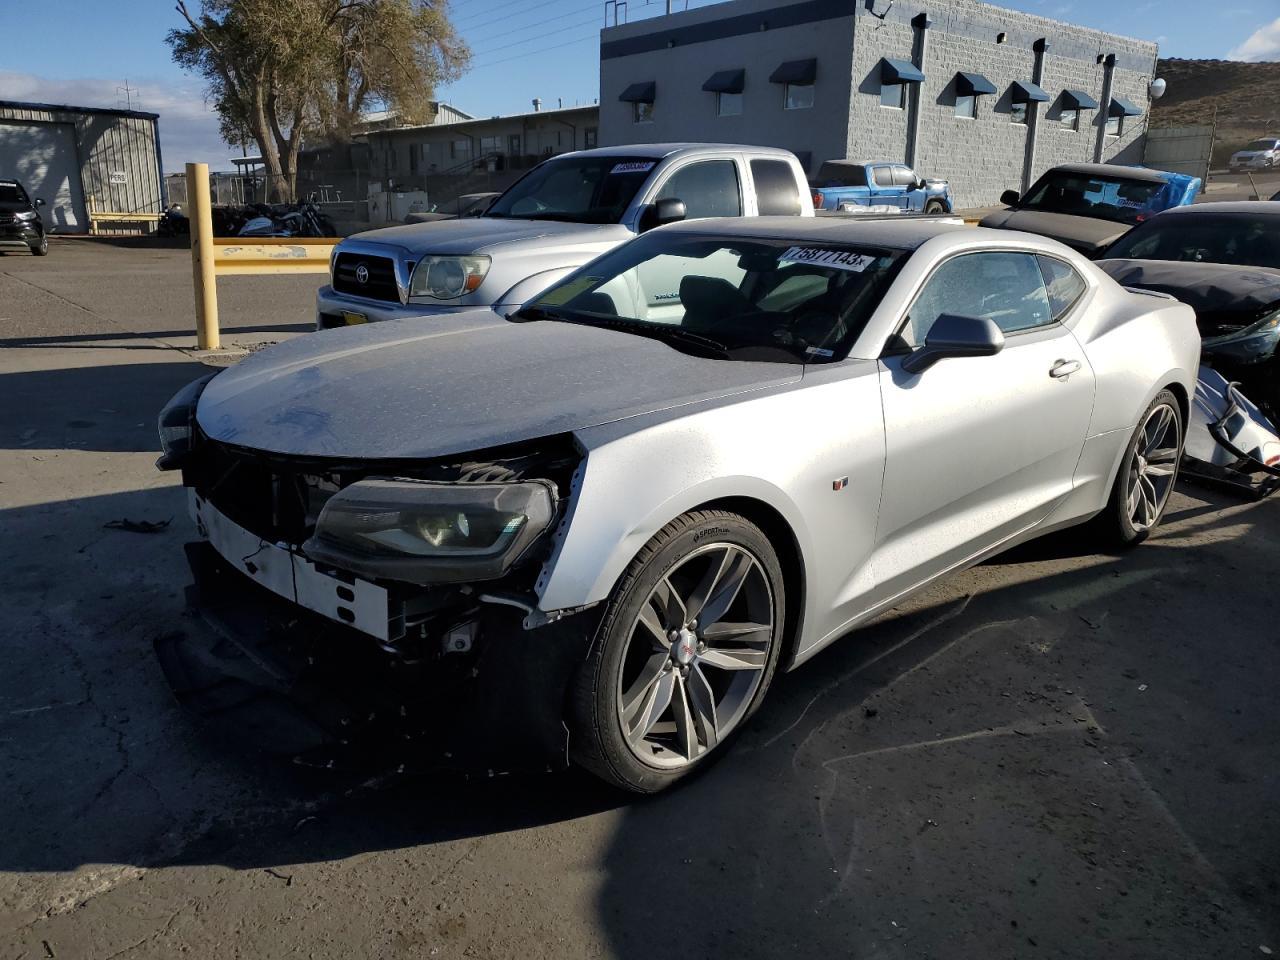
[342,310,368,326]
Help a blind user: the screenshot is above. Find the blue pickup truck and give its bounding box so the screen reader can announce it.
[810,159,954,214]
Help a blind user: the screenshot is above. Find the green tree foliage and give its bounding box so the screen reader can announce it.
[168,0,469,199]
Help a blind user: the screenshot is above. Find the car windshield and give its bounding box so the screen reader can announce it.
[1245,140,1279,151]
[1105,213,1280,269]
[484,155,659,224]
[1018,171,1167,225]
[517,233,907,364]
[0,183,27,204]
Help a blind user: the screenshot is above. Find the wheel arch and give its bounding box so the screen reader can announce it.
[693,495,808,670]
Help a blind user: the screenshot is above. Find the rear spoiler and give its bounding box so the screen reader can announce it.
[1123,286,1177,300]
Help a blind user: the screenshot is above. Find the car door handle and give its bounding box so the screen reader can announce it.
[1049,359,1082,379]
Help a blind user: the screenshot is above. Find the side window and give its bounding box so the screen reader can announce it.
[872,166,894,188]
[750,159,802,216]
[655,160,742,219]
[892,165,916,187]
[1036,255,1087,321]
[901,252,1053,347]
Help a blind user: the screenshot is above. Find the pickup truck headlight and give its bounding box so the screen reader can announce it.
[156,372,218,470]
[409,255,490,300]
[303,478,556,584]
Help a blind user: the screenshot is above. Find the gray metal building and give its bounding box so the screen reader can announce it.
[0,101,163,233]
[599,0,1160,207]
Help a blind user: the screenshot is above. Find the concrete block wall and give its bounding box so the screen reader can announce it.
[846,0,1157,207]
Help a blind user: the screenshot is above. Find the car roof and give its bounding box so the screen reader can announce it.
[1152,200,1280,216]
[1047,163,1172,183]
[656,215,976,250]
[564,143,798,160]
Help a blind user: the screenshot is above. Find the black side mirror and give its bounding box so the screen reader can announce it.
[901,313,1005,374]
[35,197,46,207]
[640,197,687,232]
[1000,189,1020,207]
[915,177,926,190]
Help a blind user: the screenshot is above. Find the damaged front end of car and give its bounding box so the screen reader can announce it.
[154,377,596,774]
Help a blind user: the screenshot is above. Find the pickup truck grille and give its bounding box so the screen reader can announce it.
[333,253,401,303]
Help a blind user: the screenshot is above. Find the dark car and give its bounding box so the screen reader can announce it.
[0,180,48,256]
[1098,201,1280,418]
[980,163,1200,258]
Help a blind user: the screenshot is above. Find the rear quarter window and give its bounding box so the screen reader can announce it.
[751,159,803,216]
[1037,255,1087,321]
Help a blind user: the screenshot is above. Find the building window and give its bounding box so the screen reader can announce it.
[1061,108,1079,130]
[880,82,905,109]
[634,101,654,123]
[1010,102,1028,125]
[508,134,522,156]
[784,82,814,110]
[955,94,976,119]
[1106,114,1122,138]
[584,127,597,149]
[409,145,418,172]
[718,91,743,116]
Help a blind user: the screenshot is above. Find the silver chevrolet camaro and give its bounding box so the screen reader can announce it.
[158,218,1199,793]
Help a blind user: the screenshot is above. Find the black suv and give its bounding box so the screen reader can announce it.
[0,180,48,256]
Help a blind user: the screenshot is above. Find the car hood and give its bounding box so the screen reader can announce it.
[196,312,802,460]
[346,216,629,256]
[1098,259,1280,334]
[979,209,1129,253]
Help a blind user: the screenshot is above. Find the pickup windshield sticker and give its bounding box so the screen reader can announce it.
[537,277,603,306]
[610,161,656,175]
[779,247,876,272]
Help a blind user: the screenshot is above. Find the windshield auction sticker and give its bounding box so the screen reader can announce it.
[610,161,656,175]
[779,247,876,272]
[537,277,602,306]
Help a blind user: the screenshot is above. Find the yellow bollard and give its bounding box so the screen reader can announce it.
[186,162,220,350]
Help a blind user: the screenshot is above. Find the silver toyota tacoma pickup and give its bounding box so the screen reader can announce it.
[316,143,813,328]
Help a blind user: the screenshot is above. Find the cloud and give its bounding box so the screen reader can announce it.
[1229,16,1280,61]
[0,71,239,172]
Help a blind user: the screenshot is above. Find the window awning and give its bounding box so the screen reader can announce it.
[1010,80,1050,103]
[880,58,925,84]
[769,58,817,85]
[619,81,656,103]
[1109,96,1143,117]
[1061,89,1099,110]
[702,69,745,94]
[955,71,996,97]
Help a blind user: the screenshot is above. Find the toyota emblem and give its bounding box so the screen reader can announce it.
[354,263,370,284]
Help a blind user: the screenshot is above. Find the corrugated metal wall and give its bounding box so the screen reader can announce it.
[0,102,162,232]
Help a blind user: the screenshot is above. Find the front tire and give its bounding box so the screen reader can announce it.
[1096,390,1184,547]
[570,510,786,793]
[30,235,48,256]
[924,200,947,214]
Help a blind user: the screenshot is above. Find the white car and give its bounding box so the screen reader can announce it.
[1230,138,1280,171]
[158,219,1200,792]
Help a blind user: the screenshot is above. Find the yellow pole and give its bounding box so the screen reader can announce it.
[186,162,220,350]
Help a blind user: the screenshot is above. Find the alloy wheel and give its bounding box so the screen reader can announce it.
[616,543,775,769]
[1126,402,1180,531]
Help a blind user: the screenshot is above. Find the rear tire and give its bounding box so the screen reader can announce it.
[1094,390,1184,547]
[570,510,785,794]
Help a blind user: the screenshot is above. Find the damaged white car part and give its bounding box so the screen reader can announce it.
[303,478,557,583]
[1183,365,1280,499]
[155,371,217,470]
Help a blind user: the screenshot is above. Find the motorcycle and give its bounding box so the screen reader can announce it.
[236,195,336,238]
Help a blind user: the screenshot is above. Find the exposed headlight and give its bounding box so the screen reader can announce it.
[156,372,218,470]
[1203,309,1280,364]
[15,210,37,221]
[409,255,490,300]
[303,478,556,584]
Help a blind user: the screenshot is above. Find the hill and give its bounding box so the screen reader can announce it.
[1151,59,1280,165]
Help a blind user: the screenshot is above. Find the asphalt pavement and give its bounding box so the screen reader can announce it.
[1,239,1278,959]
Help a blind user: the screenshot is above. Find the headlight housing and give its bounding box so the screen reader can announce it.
[303,478,557,584]
[409,255,490,300]
[156,372,218,470]
[15,210,37,221]
[1203,309,1280,364]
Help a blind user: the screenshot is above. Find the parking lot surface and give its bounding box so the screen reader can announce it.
[1,240,1278,959]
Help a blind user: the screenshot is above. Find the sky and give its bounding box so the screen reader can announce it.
[1,0,1276,172]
